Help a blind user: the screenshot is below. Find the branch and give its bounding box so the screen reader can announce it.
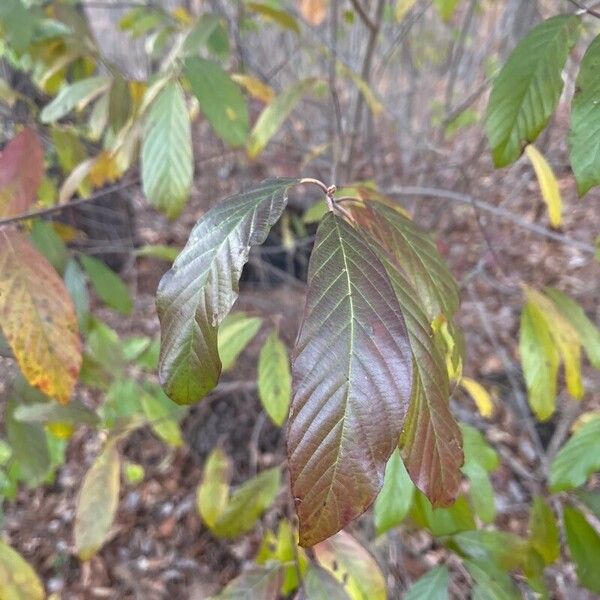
[385,186,596,254]
[0,179,139,229]
[566,0,600,19]
[348,0,377,32]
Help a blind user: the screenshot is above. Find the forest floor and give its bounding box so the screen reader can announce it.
[2,123,600,599]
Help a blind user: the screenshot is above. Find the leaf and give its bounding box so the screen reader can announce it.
[529,497,559,565]
[30,220,68,274]
[347,201,462,507]
[211,467,281,538]
[464,560,520,600]
[134,244,181,262]
[108,74,132,132]
[411,492,475,537]
[212,566,283,600]
[0,0,35,53]
[74,441,120,560]
[544,287,600,369]
[374,449,415,536]
[40,76,111,123]
[0,229,81,404]
[141,83,193,218]
[231,73,275,103]
[525,288,584,402]
[433,0,460,22]
[460,377,494,418]
[80,254,133,315]
[197,448,232,528]
[258,330,292,426]
[349,201,459,321]
[304,565,351,600]
[404,566,449,600]
[549,415,600,491]
[288,213,412,546]
[13,399,99,427]
[563,506,600,594]
[395,0,418,22]
[461,424,499,524]
[525,145,562,228]
[0,539,45,600]
[485,15,580,167]
[248,79,320,158]
[218,312,262,371]
[0,128,44,218]
[300,0,328,26]
[246,2,300,33]
[184,57,249,147]
[313,531,386,600]
[139,385,184,447]
[156,178,297,405]
[519,301,559,421]
[569,34,600,195]
[181,14,221,56]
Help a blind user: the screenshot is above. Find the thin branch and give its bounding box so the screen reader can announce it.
[566,0,600,19]
[0,179,139,228]
[348,0,377,32]
[385,186,596,254]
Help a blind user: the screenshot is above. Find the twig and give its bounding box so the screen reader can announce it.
[385,186,596,254]
[566,0,600,19]
[0,178,139,228]
[348,0,377,32]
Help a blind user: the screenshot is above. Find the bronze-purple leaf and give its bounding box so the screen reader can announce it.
[156,178,298,405]
[288,212,413,547]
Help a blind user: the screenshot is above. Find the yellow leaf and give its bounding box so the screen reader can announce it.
[75,441,120,560]
[88,152,122,188]
[525,144,563,228]
[395,0,418,21]
[525,287,584,401]
[197,448,231,528]
[0,230,81,404]
[0,539,45,600]
[172,6,193,25]
[571,411,600,432]
[461,377,494,418]
[231,73,275,103]
[299,0,327,26]
[337,62,384,116]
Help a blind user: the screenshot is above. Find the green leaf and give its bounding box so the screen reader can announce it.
[30,220,68,274]
[464,560,520,600]
[348,201,462,507]
[74,440,120,560]
[139,385,184,447]
[563,506,600,594]
[485,15,580,167]
[374,449,415,536]
[288,213,412,546]
[461,424,499,524]
[218,312,262,371]
[405,566,449,600]
[6,397,51,487]
[519,301,559,421]
[549,415,600,491]
[248,78,319,157]
[108,74,132,132]
[544,288,600,369]
[576,490,600,519]
[211,467,281,538]
[212,565,283,600]
[246,2,300,32]
[433,0,460,22]
[411,492,476,537]
[304,565,351,600]
[197,448,231,529]
[313,531,386,600]
[141,83,193,218]
[529,497,559,565]
[40,76,111,123]
[184,57,249,147]
[80,254,133,315]
[181,14,221,56]
[0,0,35,53]
[156,178,297,405]
[258,330,292,426]
[570,34,600,195]
[0,539,45,600]
[134,244,181,262]
[13,399,99,427]
[124,461,144,484]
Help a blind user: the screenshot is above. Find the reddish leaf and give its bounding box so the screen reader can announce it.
[347,200,463,506]
[0,229,81,403]
[288,212,412,547]
[0,129,44,218]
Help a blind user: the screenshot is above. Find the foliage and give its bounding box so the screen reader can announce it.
[0,1,599,598]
